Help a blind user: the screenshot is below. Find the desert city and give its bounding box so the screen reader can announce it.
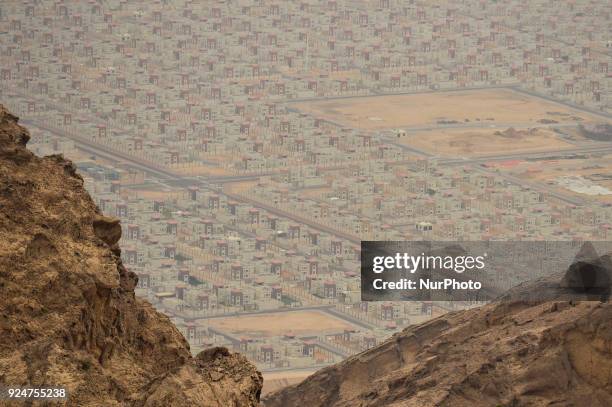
[0,0,610,404]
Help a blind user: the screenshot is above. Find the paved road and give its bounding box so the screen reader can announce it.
[282,84,517,104]
[163,305,335,322]
[510,86,612,121]
[385,134,611,206]
[23,120,184,180]
[26,80,611,224]
[471,166,587,206]
[282,84,610,208]
[223,190,362,244]
[25,120,367,247]
[436,144,612,167]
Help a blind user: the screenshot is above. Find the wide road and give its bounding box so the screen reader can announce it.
[436,144,612,167]
[24,119,363,245]
[223,190,361,244]
[283,84,514,104]
[472,166,587,206]
[166,305,335,322]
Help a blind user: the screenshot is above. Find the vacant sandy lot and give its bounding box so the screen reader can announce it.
[262,370,317,395]
[402,127,574,157]
[510,153,612,203]
[291,88,602,130]
[209,310,355,338]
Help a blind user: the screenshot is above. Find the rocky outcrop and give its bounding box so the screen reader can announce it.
[265,247,612,407]
[266,300,611,407]
[0,105,262,406]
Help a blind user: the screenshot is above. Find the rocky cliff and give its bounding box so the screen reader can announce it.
[0,105,262,406]
[265,266,612,406]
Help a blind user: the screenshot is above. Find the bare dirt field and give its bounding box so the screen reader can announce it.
[402,127,574,157]
[262,370,317,395]
[291,88,603,130]
[208,310,356,338]
[503,154,612,203]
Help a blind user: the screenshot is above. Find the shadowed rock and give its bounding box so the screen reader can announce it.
[560,243,611,301]
[93,214,122,246]
[25,233,57,259]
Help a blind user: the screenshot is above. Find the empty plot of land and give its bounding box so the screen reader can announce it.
[262,370,317,395]
[291,89,601,130]
[510,154,612,203]
[402,127,574,157]
[209,310,355,338]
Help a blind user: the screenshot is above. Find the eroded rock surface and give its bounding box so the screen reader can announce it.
[0,105,262,406]
[266,289,612,406]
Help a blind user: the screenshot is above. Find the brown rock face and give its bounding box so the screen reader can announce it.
[0,105,262,406]
[265,302,612,406]
[92,215,122,246]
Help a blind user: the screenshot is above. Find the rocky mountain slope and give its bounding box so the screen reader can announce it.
[0,105,262,406]
[265,259,612,406]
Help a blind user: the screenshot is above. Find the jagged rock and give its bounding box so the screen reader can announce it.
[265,256,612,407]
[93,214,122,246]
[25,233,58,259]
[197,346,231,364]
[0,105,262,406]
[560,243,611,300]
[266,301,612,407]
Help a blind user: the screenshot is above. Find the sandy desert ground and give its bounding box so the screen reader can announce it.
[262,369,317,396]
[291,88,603,130]
[401,127,574,157]
[507,154,612,203]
